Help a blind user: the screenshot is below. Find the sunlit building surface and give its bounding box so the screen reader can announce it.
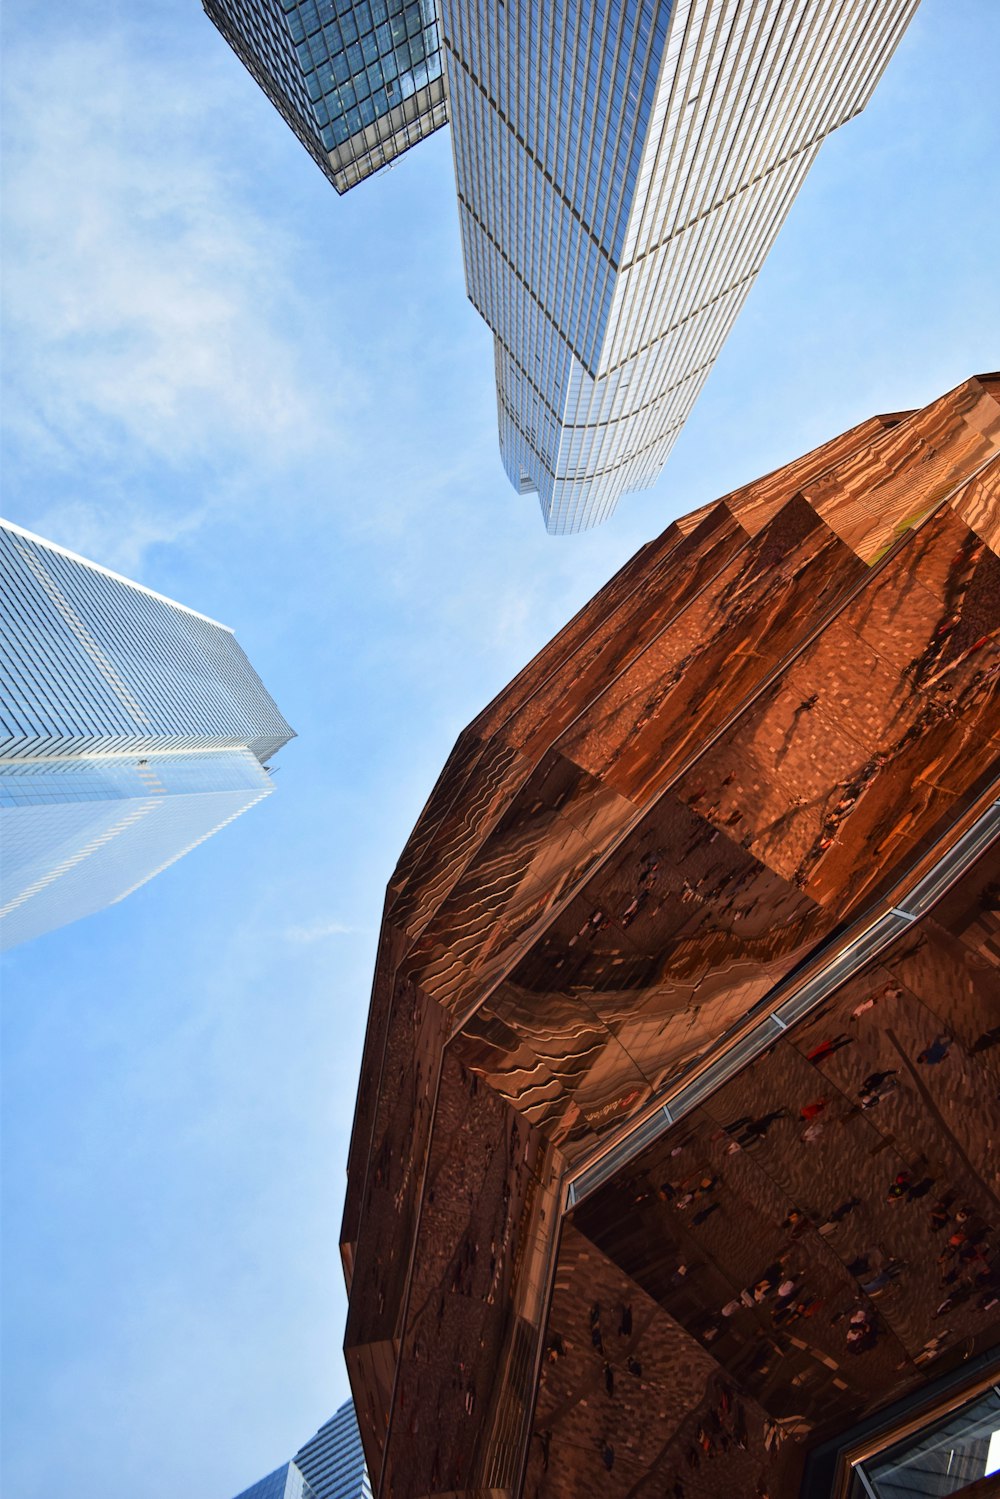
[443,0,920,532]
[204,0,920,531]
[202,0,447,192]
[342,374,1000,1497]
[0,519,294,951]
[231,1400,372,1499]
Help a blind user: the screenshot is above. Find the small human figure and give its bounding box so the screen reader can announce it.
[604,1362,614,1396]
[602,1442,615,1472]
[807,1035,853,1062]
[907,1176,934,1202]
[886,1171,912,1202]
[782,1208,809,1237]
[819,1197,861,1234]
[929,1202,950,1232]
[860,1069,898,1093]
[918,1035,952,1065]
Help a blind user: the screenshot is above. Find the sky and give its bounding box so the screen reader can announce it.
[0,1,998,1495]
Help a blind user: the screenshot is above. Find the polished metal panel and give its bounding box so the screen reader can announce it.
[343,376,1000,1497]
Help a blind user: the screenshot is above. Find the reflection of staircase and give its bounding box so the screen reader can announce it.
[865,1389,1000,1497]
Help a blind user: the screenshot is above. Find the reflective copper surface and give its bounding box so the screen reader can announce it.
[342,375,1000,1498]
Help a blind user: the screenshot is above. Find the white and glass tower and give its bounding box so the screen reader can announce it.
[204,0,919,531]
[230,1400,372,1499]
[441,0,919,531]
[0,519,294,951]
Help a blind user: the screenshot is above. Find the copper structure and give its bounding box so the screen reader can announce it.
[342,374,1000,1498]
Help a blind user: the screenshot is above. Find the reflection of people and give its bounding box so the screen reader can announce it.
[807,1035,853,1062]
[918,1035,952,1065]
[886,1171,911,1202]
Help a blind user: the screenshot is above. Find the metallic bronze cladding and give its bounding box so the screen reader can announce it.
[343,375,1000,1498]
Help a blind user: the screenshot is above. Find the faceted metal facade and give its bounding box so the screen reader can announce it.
[342,375,1000,1497]
[441,0,921,531]
[0,519,294,950]
[203,0,448,192]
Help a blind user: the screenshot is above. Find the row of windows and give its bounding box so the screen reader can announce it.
[1,776,270,949]
[0,750,270,807]
[206,0,446,182]
[454,0,913,532]
[0,526,293,762]
[287,0,442,148]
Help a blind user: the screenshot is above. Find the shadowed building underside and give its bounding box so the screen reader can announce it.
[342,374,1000,1498]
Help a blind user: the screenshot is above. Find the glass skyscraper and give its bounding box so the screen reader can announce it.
[442,0,919,531]
[0,518,294,951]
[202,0,448,192]
[204,0,919,529]
[231,1399,372,1499]
[234,1461,320,1499]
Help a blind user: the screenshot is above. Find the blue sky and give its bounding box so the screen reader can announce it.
[1,2,997,1495]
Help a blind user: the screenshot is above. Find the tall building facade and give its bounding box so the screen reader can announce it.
[0,519,294,951]
[202,0,447,192]
[204,0,919,531]
[231,1400,372,1499]
[233,1460,319,1499]
[443,0,919,531]
[295,1399,373,1499]
[342,374,1000,1496]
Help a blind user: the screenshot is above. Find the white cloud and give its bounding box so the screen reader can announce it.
[14,495,208,581]
[1,27,349,574]
[282,918,355,944]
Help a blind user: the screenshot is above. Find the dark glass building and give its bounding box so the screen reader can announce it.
[202,0,447,191]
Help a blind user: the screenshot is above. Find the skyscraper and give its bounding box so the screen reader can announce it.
[233,1460,320,1499]
[0,519,294,951]
[231,1399,372,1499]
[342,373,1000,1496]
[443,0,919,532]
[295,1399,373,1499]
[202,0,448,192]
[204,0,920,531]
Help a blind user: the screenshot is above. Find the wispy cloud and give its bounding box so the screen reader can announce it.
[282,918,355,944]
[0,27,349,574]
